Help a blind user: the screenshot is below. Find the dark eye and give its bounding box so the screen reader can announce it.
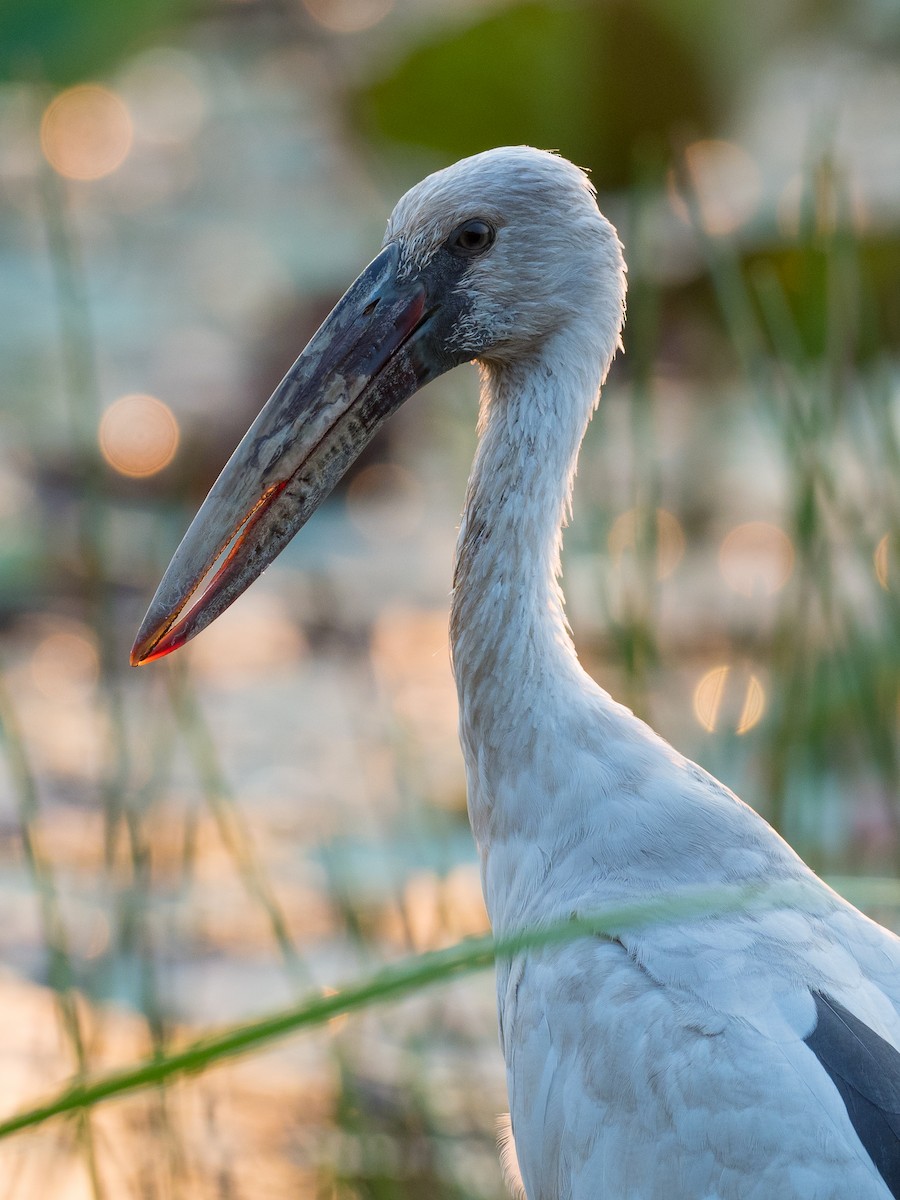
[448,219,495,257]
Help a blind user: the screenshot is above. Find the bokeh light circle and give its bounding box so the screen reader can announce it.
[346,463,424,542]
[669,139,761,236]
[693,664,766,735]
[875,533,892,591]
[30,629,100,702]
[302,0,394,33]
[40,85,133,181]
[608,507,686,581]
[118,48,209,146]
[99,394,179,478]
[719,521,794,597]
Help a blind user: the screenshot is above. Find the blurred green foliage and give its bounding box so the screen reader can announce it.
[0,0,189,85]
[357,0,718,186]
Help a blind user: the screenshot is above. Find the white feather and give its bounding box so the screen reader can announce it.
[497,1112,527,1200]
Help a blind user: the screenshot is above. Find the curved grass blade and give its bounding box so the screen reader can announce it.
[0,881,804,1141]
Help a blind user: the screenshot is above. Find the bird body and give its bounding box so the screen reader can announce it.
[442,212,900,1193]
[134,147,900,1198]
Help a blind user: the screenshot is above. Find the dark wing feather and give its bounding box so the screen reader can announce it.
[805,990,900,1197]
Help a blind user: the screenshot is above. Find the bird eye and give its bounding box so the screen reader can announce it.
[448,219,495,257]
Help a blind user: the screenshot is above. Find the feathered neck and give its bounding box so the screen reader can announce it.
[450,330,608,803]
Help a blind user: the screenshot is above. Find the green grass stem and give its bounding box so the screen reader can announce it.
[0,881,809,1141]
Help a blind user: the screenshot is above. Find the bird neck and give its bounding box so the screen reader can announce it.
[450,330,606,805]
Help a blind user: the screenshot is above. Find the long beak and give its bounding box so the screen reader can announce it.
[131,242,436,666]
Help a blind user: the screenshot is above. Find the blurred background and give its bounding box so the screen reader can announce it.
[1,0,899,1195]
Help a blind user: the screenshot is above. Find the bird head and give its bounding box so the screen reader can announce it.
[130,147,625,666]
[386,146,624,368]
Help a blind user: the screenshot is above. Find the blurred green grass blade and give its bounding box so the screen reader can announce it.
[0,881,806,1140]
[0,672,86,1052]
[0,671,107,1196]
[166,666,309,985]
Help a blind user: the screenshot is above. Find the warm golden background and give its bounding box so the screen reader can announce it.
[1,0,899,1195]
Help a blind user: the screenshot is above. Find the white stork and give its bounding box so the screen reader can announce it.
[132,147,900,1199]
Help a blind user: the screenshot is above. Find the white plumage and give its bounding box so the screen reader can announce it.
[135,146,900,1199]
[393,148,900,1199]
